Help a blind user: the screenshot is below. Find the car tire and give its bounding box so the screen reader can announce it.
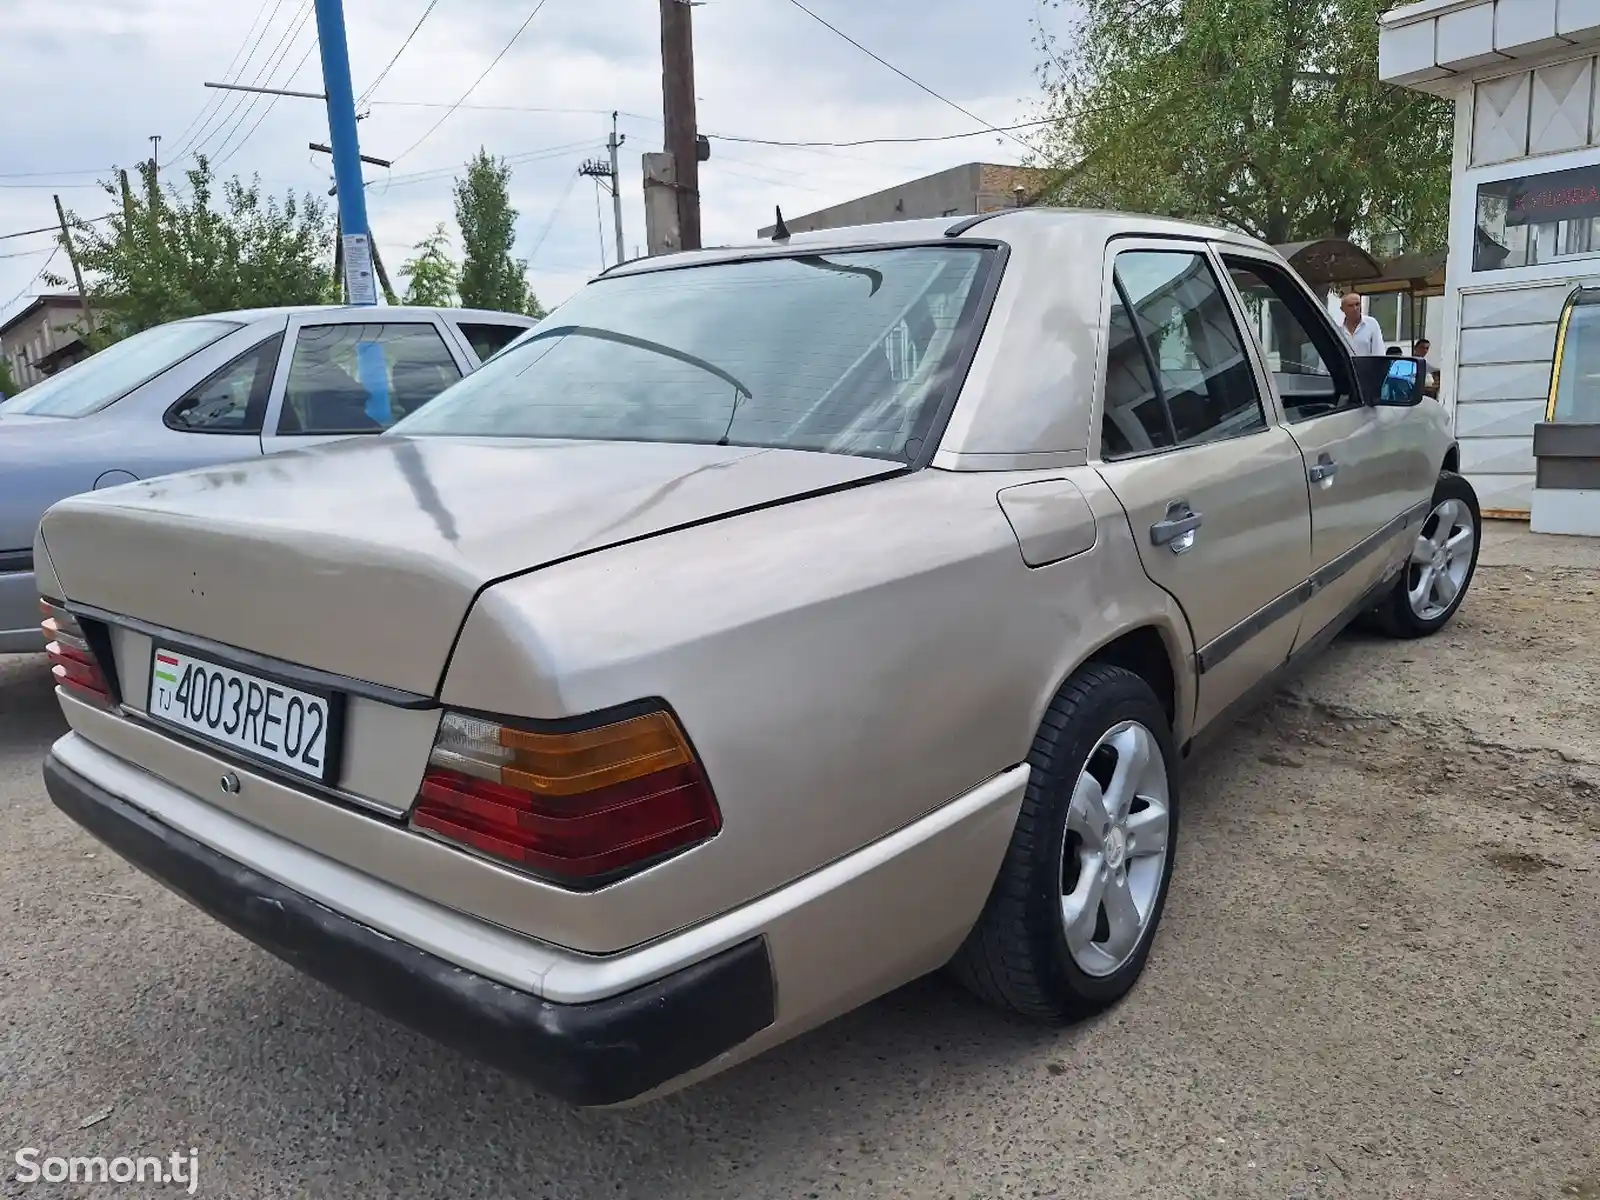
[1369,471,1481,639]
[952,663,1178,1022]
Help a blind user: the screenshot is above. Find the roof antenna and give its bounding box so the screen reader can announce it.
[772,206,791,242]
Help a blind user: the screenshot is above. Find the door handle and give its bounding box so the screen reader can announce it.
[1150,501,1203,553]
[1308,454,1339,484]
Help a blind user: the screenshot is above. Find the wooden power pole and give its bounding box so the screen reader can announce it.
[52,195,92,324]
[659,0,702,251]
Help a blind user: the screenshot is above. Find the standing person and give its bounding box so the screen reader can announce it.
[1414,338,1440,398]
[1338,292,1386,356]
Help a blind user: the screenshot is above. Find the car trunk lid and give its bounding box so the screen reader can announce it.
[39,435,901,696]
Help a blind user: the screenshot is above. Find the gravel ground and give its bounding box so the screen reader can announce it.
[2,522,1597,1199]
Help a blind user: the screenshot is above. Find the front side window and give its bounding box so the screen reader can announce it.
[0,319,239,418]
[390,247,994,463]
[1100,249,1265,459]
[1224,258,1354,422]
[166,335,282,433]
[1475,163,1600,271]
[280,322,462,434]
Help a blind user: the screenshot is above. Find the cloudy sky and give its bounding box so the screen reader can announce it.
[0,0,1057,323]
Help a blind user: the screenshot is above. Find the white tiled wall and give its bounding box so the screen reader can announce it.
[1451,280,1587,513]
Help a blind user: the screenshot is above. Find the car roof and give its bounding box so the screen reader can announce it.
[602,207,1274,277]
[174,305,538,325]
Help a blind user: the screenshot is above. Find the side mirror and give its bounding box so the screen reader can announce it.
[1353,355,1426,407]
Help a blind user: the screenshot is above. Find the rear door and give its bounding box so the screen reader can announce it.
[261,312,472,454]
[1218,251,1435,650]
[1093,241,1312,732]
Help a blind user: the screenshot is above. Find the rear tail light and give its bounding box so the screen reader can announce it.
[40,599,113,709]
[410,707,722,887]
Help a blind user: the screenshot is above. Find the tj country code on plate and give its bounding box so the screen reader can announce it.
[148,648,334,782]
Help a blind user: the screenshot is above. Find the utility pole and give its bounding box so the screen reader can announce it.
[659,0,702,251]
[149,135,161,174]
[312,0,378,305]
[53,194,92,327]
[609,113,626,266]
[580,113,627,267]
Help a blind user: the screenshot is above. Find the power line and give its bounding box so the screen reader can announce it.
[391,0,555,163]
[0,215,113,243]
[1,246,61,314]
[358,0,440,105]
[375,141,599,190]
[167,0,282,160]
[211,4,320,169]
[216,35,321,169]
[186,0,312,166]
[776,0,1040,155]
[526,168,583,261]
[0,168,108,180]
[711,117,1056,149]
[174,0,300,165]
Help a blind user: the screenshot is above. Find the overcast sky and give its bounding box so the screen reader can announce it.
[0,0,1056,324]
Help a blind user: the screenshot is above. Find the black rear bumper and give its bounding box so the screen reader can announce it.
[44,754,776,1106]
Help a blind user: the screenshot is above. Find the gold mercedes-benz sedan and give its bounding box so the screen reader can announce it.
[36,209,1478,1106]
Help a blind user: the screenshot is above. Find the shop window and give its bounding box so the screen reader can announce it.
[1474,162,1600,271]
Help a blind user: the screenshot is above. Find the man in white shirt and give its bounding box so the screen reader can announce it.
[1338,292,1386,356]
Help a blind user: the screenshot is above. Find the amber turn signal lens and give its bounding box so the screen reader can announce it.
[413,707,722,886]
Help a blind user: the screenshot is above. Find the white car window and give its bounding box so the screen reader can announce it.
[279,323,462,434]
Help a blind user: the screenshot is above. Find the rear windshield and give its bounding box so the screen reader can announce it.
[390,247,993,461]
[0,319,239,418]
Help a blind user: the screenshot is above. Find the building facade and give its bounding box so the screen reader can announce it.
[756,163,1052,238]
[0,295,92,393]
[1381,0,1600,517]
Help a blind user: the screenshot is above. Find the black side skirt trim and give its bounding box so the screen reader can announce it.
[44,756,777,1107]
[0,549,32,574]
[1196,497,1432,675]
[1184,561,1405,762]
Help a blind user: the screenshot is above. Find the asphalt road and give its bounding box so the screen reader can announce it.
[3,524,1597,1199]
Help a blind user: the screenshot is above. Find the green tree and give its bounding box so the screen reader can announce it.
[453,149,543,315]
[399,222,460,307]
[1032,0,1452,250]
[51,156,333,342]
[0,356,17,397]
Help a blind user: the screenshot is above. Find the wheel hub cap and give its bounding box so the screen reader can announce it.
[1104,825,1127,869]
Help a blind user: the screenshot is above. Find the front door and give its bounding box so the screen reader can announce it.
[261,315,471,454]
[1093,244,1312,732]
[1220,253,1434,648]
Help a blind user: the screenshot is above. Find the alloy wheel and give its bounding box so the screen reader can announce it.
[1407,498,1476,621]
[1060,720,1171,977]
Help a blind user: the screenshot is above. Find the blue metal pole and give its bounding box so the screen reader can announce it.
[313,0,375,304]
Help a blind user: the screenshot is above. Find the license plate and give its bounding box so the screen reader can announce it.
[147,647,340,784]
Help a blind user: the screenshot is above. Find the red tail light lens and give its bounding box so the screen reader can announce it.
[410,708,722,886]
[40,599,113,709]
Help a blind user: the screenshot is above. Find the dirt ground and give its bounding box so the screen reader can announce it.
[1,521,1596,1199]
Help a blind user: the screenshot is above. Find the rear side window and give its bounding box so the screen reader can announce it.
[458,322,528,362]
[166,334,281,434]
[1102,250,1266,459]
[1,319,239,418]
[279,323,462,434]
